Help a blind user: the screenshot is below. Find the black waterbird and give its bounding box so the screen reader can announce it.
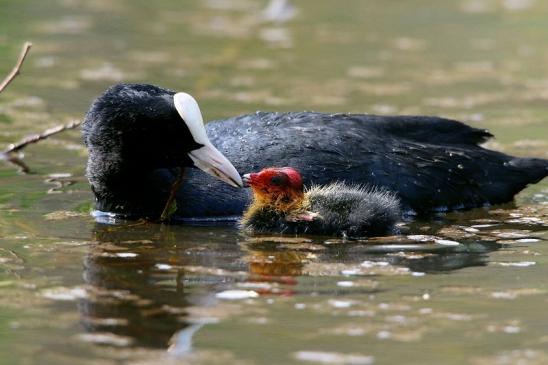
[83,83,548,221]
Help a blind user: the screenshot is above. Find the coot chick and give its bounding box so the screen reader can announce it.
[240,167,401,237]
[83,83,548,220]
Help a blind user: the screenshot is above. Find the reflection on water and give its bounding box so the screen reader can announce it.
[0,201,547,364]
[0,0,547,364]
[83,225,191,348]
[70,203,547,359]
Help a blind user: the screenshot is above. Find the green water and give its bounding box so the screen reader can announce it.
[0,0,547,364]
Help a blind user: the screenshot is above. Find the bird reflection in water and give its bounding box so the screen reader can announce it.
[82,221,213,351]
[80,203,545,353]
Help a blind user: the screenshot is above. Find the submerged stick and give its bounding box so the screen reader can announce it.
[0,42,32,94]
[159,167,186,222]
[2,119,82,155]
[1,155,31,173]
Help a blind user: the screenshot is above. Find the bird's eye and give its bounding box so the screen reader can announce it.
[270,175,287,186]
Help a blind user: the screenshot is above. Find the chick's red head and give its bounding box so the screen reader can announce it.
[243,167,304,212]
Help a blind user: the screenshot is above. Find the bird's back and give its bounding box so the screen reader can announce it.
[174,112,546,217]
[307,183,401,236]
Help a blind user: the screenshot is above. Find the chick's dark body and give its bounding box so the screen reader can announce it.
[240,183,401,237]
[83,84,548,220]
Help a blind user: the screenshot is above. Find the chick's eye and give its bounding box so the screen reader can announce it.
[270,175,286,186]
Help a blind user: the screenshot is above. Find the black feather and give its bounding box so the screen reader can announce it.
[83,84,548,219]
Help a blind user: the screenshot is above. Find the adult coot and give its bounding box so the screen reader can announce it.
[83,83,548,220]
[240,167,401,236]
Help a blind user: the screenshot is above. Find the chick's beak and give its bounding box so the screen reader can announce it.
[242,173,252,187]
[188,143,243,188]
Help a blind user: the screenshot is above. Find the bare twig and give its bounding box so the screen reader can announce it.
[0,42,32,94]
[0,42,82,174]
[2,155,31,173]
[159,167,186,222]
[2,119,82,155]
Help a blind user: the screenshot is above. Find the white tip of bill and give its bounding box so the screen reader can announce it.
[173,92,243,188]
[188,144,243,188]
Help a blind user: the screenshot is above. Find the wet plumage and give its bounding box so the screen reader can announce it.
[241,167,401,237]
[83,83,548,220]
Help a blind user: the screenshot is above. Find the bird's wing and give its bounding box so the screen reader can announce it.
[202,112,538,214]
[343,114,493,146]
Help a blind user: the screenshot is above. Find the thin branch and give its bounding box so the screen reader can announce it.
[0,42,81,174]
[159,167,186,222]
[2,155,31,174]
[0,42,32,94]
[2,119,82,154]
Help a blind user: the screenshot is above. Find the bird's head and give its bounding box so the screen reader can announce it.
[83,84,243,189]
[242,167,304,212]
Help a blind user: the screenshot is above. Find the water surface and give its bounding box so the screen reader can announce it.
[0,1,547,364]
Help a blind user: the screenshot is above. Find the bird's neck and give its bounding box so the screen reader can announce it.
[242,192,308,223]
[86,150,174,218]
